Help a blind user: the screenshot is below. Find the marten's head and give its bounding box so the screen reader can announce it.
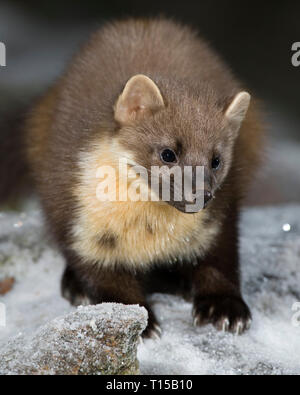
[114,74,251,213]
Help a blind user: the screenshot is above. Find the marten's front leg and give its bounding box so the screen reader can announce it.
[61,252,160,339]
[192,210,251,335]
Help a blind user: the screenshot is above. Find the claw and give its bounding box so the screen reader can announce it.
[193,315,200,327]
[208,306,215,318]
[153,324,162,335]
[192,306,197,317]
[144,324,162,340]
[235,321,244,336]
[150,329,161,340]
[152,332,161,340]
[222,318,230,332]
[73,295,91,307]
[245,318,252,331]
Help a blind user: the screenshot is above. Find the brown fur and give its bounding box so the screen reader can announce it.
[0,105,31,205]
[24,18,264,337]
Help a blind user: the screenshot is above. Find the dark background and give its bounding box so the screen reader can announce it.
[1,0,300,205]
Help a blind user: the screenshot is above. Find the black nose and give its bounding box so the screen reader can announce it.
[204,190,213,207]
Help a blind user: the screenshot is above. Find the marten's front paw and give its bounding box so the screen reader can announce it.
[142,307,162,340]
[193,295,252,335]
[61,267,91,307]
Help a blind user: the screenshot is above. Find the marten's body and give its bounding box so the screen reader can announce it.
[23,19,263,337]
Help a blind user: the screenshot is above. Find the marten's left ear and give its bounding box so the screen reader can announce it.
[225,92,251,131]
[114,74,165,125]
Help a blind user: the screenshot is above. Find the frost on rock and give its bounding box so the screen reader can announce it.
[0,304,147,375]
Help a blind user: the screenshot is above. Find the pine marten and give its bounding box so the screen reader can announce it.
[22,18,263,338]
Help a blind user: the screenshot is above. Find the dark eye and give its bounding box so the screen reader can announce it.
[161,149,177,164]
[211,156,221,170]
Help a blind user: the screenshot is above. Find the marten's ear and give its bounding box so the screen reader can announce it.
[225,92,251,130]
[114,74,165,125]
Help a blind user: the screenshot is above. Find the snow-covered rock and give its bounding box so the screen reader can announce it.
[0,203,300,375]
[0,304,147,375]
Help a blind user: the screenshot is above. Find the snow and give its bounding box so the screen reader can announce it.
[1,203,300,375]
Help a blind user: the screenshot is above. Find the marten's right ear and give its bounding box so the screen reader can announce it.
[225,92,251,133]
[114,74,165,125]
